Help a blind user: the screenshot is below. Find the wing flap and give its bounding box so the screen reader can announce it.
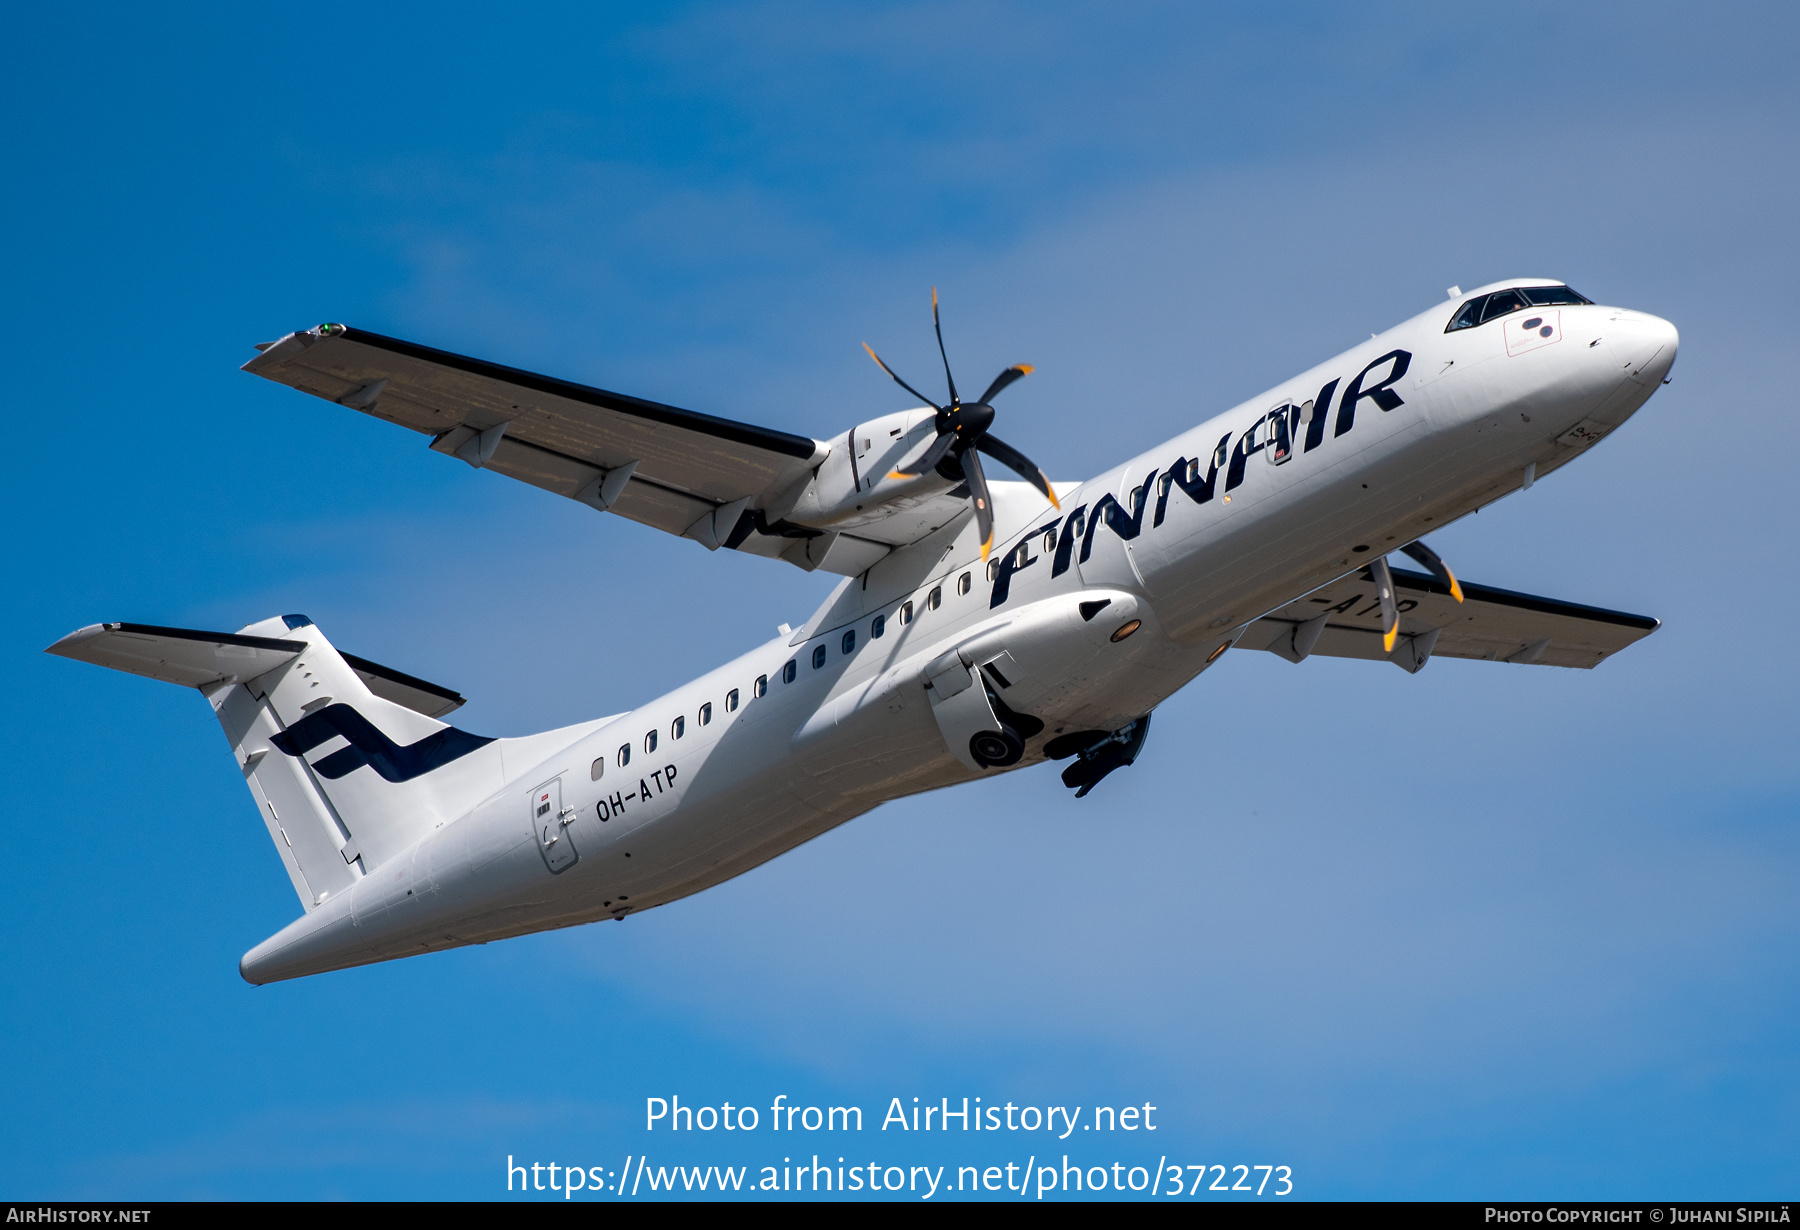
[1247,567,1658,670]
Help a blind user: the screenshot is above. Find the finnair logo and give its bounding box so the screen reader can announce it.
[989,348,1413,607]
[270,704,494,782]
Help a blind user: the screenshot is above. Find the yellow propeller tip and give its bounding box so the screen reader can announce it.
[1017,364,1035,375]
[1383,630,1398,653]
[886,470,912,480]
[1048,490,1062,509]
[1450,581,1465,603]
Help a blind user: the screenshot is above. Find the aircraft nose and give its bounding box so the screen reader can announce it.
[1611,311,1679,386]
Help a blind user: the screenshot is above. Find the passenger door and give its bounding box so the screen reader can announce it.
[529,777,577,873]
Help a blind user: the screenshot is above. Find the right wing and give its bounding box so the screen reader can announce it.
[241,324,890,573]
[1243,566,1659,672]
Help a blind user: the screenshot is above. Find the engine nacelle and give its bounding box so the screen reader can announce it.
[773,408,967,534]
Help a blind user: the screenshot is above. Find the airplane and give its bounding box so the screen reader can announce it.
[47,279,1675,984]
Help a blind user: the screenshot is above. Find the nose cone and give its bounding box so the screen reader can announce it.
[1613,311,1679,386]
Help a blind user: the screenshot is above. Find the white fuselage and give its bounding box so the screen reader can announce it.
[242,283,1678,982]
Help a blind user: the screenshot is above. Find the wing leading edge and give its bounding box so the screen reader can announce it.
[1243,567,1659,672]
[242,325,896,575]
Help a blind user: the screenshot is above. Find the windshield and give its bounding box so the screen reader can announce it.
[1447,285,1593,331]
[1520,285,1592,306]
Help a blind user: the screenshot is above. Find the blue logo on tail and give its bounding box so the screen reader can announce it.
[270,704,494,782]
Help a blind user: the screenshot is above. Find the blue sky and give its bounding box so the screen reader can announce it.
[3,1,1797,1200]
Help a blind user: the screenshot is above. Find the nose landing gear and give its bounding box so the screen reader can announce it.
[1049,714,1153,798]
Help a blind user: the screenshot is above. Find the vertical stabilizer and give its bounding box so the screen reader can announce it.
[48,615,507,911]
[216,615,509,909]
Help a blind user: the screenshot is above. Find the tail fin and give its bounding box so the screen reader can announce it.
[47,615,506,911]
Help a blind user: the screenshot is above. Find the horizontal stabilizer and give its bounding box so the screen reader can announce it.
[47,622,465,717]
[46,622,303,688]
[338,652,466,718]
[1244,567,1658,670]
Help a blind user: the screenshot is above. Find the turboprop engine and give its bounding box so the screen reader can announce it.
[765,408,954,533]
[774,289,1062,556]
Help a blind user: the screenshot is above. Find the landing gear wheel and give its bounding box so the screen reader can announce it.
[969,725,1025,768]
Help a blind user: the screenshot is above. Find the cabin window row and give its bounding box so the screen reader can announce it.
[788,567,983,675]
[589,688,744,780]
[593,567,989,778]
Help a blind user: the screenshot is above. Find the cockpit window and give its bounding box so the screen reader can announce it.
[1447,285,1592,332]
[1448,298,1484,331]
[1479,289,1528,323]
[1520,284,1593,306]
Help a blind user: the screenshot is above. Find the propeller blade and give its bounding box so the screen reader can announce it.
[960,445,997,560]
[931,287,959,407]
[889,428,958,479]
[1399,539,1464,603]
[1370,556,1400,653]
[976,434,1060,509]
[977,364,1034,405]
[862,342,942,412]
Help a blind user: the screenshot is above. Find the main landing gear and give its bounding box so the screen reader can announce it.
[967,687,1046,769]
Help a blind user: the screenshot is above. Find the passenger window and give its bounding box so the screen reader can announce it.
[645,729,658,754]
[618,744,631,767]
[957,572,971,596]
[1042,529,1057,553]
[1480,289,1527,323]
[726,689,740,712]
[672,715,685,740]
[927,586,941,611]
[812,644,827,669]
[699,702,712,726]
[986,559,999,582]
[782,660,797,683]
[841,629,855,655]
[871,614,885,639]
[1447,297,1485,332]
[591,756,605,781]
[1520,284,1592,306]
[899,601,914,625]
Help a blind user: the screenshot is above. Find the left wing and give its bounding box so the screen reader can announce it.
[1243,567,1659,672]
[241,324,897,574]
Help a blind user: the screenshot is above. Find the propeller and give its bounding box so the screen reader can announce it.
[862,288,1059,560]
[1369,555,1401,653]
[1399,539,1464,603]
[1370,539,1464,654]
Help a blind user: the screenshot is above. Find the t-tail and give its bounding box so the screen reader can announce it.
[46,614,605,982]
